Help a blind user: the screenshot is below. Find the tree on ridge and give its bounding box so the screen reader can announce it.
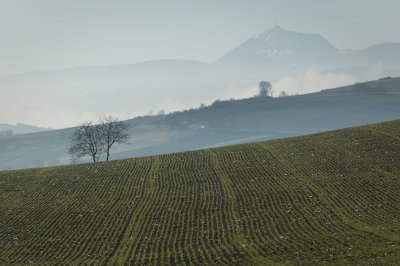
[68,116,130,163]
[258,81,273,97]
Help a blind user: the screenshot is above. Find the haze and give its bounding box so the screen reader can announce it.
[1,0,400,128]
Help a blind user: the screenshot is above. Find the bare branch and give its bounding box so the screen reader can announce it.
[98,116,130,161]
[68,116,130,163]
[68,121,104,163]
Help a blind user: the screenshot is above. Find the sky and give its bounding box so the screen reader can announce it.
[0,0,400,76]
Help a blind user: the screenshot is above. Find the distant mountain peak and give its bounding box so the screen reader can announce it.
[217,26,338,65]
[258,25,286,36]
[266,24,285,32]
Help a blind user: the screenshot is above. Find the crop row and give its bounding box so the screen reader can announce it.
[1,121,400,264]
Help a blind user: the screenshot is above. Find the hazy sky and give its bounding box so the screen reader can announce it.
[1,0,399,76]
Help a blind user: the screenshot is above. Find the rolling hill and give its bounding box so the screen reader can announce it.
[0,123,51,136]
[1,77,400,170]
[312,76,400,96]
[1,120,400,265]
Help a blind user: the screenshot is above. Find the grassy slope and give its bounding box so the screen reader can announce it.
[1,120,400,265]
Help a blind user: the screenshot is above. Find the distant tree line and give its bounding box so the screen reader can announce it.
[68,116,130,163]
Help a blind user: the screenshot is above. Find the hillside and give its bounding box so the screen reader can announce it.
[0,123,51,136]
[1,120,400,265]
[1,77,400,170]
[312,77,400,96]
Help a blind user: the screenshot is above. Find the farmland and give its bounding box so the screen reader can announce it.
[1,120,400,265]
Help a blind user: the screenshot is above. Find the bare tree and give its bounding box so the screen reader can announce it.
[68,121,103,163]
[99,116,130,161]
[68,116,130,163]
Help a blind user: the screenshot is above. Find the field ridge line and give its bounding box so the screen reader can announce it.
[108,156,160,265]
